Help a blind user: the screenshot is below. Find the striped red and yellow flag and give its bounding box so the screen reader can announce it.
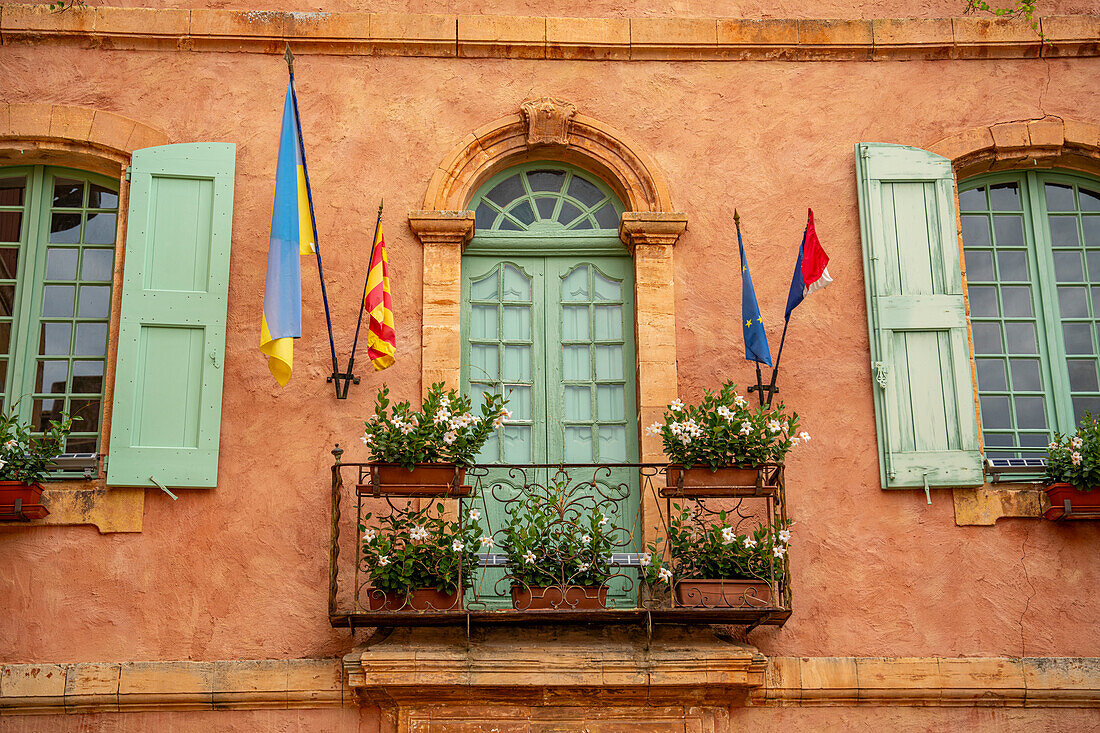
[364,221,396,370]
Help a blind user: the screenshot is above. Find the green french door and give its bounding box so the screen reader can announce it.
[461,253,640,606]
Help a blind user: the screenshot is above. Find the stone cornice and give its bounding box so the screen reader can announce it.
[407,210,475,247]
[0,5,1097,61]
[619,211,688,252]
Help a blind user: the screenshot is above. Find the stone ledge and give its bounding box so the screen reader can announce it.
[1,5,1095,61]
[952,485,1045,526]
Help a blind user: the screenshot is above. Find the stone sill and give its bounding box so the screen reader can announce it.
[952,484,1046,526]
[0,5,1097,61]
[0,483,144,534]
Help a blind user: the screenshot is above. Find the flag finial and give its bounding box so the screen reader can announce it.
[284,43,294,74]
[733,208,740,226]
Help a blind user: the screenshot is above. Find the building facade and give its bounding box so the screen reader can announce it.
[1,1,1099,730]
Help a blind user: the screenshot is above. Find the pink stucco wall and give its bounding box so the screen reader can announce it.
[0,20,1098,683]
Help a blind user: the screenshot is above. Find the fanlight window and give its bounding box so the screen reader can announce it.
[473,167,623,233]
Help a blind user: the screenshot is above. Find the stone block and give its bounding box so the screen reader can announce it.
[630,18,717,60]
[459,15,545,59]
[796,19,872,59]
[928,126,995,163]
[856,657,941,703]
[286,659,344,708]
[0,2,93,33]
[125,122,170,152]
[546,17,630,60]
[1041,15,1100,57]
[764,656,802,704]
[7,103,52,138]
[799,657,857,703]
[0,664,66,715]
[190,9,285,38]
[939,657,1025,705]
[213,659,287,709]
[1023,657,1100,705]
[118,661,214,711]
[49,104,95,141]
[1063,119,1100,150]
[88,111,138,153]
[1027,119,1065,148]
[371,13,455,57]
[952,486,1043,526]
[95,7,189,36]
[872,18,953,60]
[717,19,798,46]
[990,121,1030,151]
[952,17,1040,58]
[65,662,121,713]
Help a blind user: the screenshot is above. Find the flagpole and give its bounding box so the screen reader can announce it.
[764,320,789,407]
[285,44,343,399]
[736,210,771,407]
[342,200,383,399]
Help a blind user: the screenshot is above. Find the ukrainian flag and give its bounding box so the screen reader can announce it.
[261,80,316,386]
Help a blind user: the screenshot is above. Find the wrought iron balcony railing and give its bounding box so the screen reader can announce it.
[327,449,791,630]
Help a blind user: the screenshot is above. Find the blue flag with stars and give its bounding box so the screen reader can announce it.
[739,225,773,366]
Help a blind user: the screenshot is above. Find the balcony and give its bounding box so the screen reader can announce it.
[327,451,791,630]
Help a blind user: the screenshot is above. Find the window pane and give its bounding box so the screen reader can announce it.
[74,323,108,356]
[593,203,619,229]
[534,197,557,220]
[0,322,10,353]
[1000,286,1033,317]
[80,249,114,281]
[557,201,583,226]
[471,269,498,301]
[69,398,102,434]
[564,426,593,463]
[1014,396,1047,429]
[594,305,623,340]
[503,385,531,421]
[41,285,74,317]
[501,265,531,302]
[1005,323,1037,354]
[958,186,986,211]
[972,323,1003,354]
[52,178,84,208]
[594,345,623,379]
[72,360,104,394]
[32,398,64,431]
[35,360,69,394]
[964,251,994,281]
[961,215,991,247]
[0,211,21,243]
[989,183,1021,210]
[1008,358,1042,391]
[597,384,625,421]
[474,203,496,230]
[563,345,590,380]
[471,344,498,380]
[1081,187,1100,212]
[996,251,1028,280]
[561,267,589,302]
[1064,323,1094,354]
[39,323,71,355]
[486,175,523,207]
[1084,217,1100,247]
[49,213,81,244]
[498,217,521,231]
[1058,286,1090,318]
[526,170,565,193]
[83,212,117,244]
[569,217,594,231]
[507,200,535,226]
[66,436,97,454]
[976,359,1007,390]
[979,396,1012,428]
[0,248,18,279]
[1054,251,1085,281]
[1045,183,1076,211]
[1049,216,1081,247]
[564,385,591,421]
[0,284,15,318]
[599,425,627,463]
[567,175,604,207]
[88,184,118,209]
[471,304,497,340]
[502,345,531,381]
[592,272,621,302]
[46,248,78,280]
[561,305,589,341]
[503,425,532,463]
[1073,397,1100,424]
[1068,359,1099,392]
[77,285,111,318]
[0,176,26,206]
[993,215,1024,246]
[967,286,998,317]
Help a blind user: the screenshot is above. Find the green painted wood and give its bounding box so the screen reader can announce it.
[856,142,983,488]
[107,143,235,488]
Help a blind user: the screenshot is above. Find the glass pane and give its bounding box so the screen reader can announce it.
[996,251,1028,280]
[0,176,25,206]
[1014,396,1046,429]
[475,203,496,230]
[74,323,108,356]
[39,323,71,355]
[594,305,623,340]
[486,175,523,207]
[80,249,113,281]
[534,197,557,220]
[561,267,589,302]
[72,360,104,394]
[592,272,621,302]
[989,183,1021,210]
[1045,183,1076,211]
[561,305,589,341]
[599,425,627,463]
[1049,216,1080,247]
[972,323,1003,354]
[83,213,117,244]
[0,211,21,243]
[1063,323,1094,354]
[49,213,81,244]
[42,285,74,317]
[0,322,9,353]
[1073,397,1100,423]
[1058,286,1090,318]
[35,360,69,394]
[961,215,990,247]
[1067,359,1099,392]
[567,176,604,207]
[993,215,1024,246]
[52,178,84,207]
[507,200,535,226]
[471,304,497,340]
[597,384,625,421]
[595,345,623,379]
[66,436,97,454]
[1009,359,1042,391]
[46,248,78,280]
[569,218,594,231]
[475,431,498,463]
[503,385,531,421]
[498,217,521,231]
[1020,433,1050,448]
[979,395,1012,428]
[69,398,102,433]
[983,432,1015,448]
[501,306,530,340]
[503,425,532,463]
[501,265,531,301]
[1081,187,1100,212]
[964,251,994,281]
[976,359,1007,390]
[88,184,118,209]
[557,201,583,226]
[958,187,986,211]
[564,426,593,462]
[0,284,15,317]
[471,269,499,300]
[562,345,590,380]
[32,398,63,432]
[1084,217,1100,247]
[593,203,619,229]
[77,286,111,319]
[471,344,498,380]
[967,286,998,317]
[1087,251,1100,280]
[1054,251,1085,281]
[0,248,18,279]
[564,385,591,421]
[1001,286,1033,317]
[527,170,565,193]
[502,345,531,381]
[1005,323,1037,354]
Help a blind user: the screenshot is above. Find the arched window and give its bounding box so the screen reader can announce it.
[472,165,624,234]
[960,170,1100,456]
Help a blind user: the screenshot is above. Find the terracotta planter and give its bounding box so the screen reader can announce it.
[510,584,609,610]
[674,579,772,608]
[662,464,777,498]
[365,587,462,611]
[1044,482,1100,520]
[0,481,48,521]
[357,463,469,497]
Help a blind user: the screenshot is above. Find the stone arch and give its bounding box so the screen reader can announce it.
[928,116,1100,179]
[423,98,674,214]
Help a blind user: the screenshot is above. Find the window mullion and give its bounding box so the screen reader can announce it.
[10,166,48,425]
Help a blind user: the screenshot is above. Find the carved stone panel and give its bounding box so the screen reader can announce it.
[520,97,577,147]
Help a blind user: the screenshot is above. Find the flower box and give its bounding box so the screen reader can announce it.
[357,463,470,497]
[0,481,49,521]
[1043,483,1100,520]
[510,584,609,610]
[365,587,462,612]
[674,579,772,608]
[661,464,779,498]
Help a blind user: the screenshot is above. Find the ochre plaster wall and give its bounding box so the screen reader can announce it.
[0,33,1099,683]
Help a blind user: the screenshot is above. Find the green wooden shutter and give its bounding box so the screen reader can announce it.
[107,143,235,488]
[856,142,984,489]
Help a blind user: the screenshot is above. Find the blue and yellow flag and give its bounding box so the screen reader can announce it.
[738,225,773,367]
[260,80,316,386]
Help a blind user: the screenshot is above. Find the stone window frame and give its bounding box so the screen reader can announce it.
[0,102,169,533]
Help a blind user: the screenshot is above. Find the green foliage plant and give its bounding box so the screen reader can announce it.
[362,382,508,470]
[964,0,1043,38]
[645,382,804,470]
[1046,412,1100,492]
[0,409,75,485]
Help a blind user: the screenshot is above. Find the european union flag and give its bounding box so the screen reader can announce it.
[739,225,773,367]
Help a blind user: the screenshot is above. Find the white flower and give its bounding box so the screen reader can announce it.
[716,405,733,421]
[721,526,736,544]
[452,539,465,551]
[360,432,373,445]
[669,399,684,412]
[734,395,748,408]
[790,437,800,446]
[399,421,415,435]
[439,395,450,409]
[1049,442,1061,450]
[0,458,6,469]
[773,545,787,558]
[377,555,390,566]
[658,566,673,583]
[434,408,451,425]
[2,439,15,450]
[479,535,493,548]
[640,552,652,567]
[578,562,590,572]
[597,513,609,527]
[778,529,791,543]
[799,431,811,442]
[1072,436,1083,449]
[580,534,591,545]
[468,508,481,521]
[362,528,376,542]
[410,525,429,541]
[679,434,692,445]
[443,430,458,445]
[645,422,663,436]
[739,421,752,436]
[767,420,782,433]
[523,550,537,563]
[1072,451,1083,466]
[743,536,757,549]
